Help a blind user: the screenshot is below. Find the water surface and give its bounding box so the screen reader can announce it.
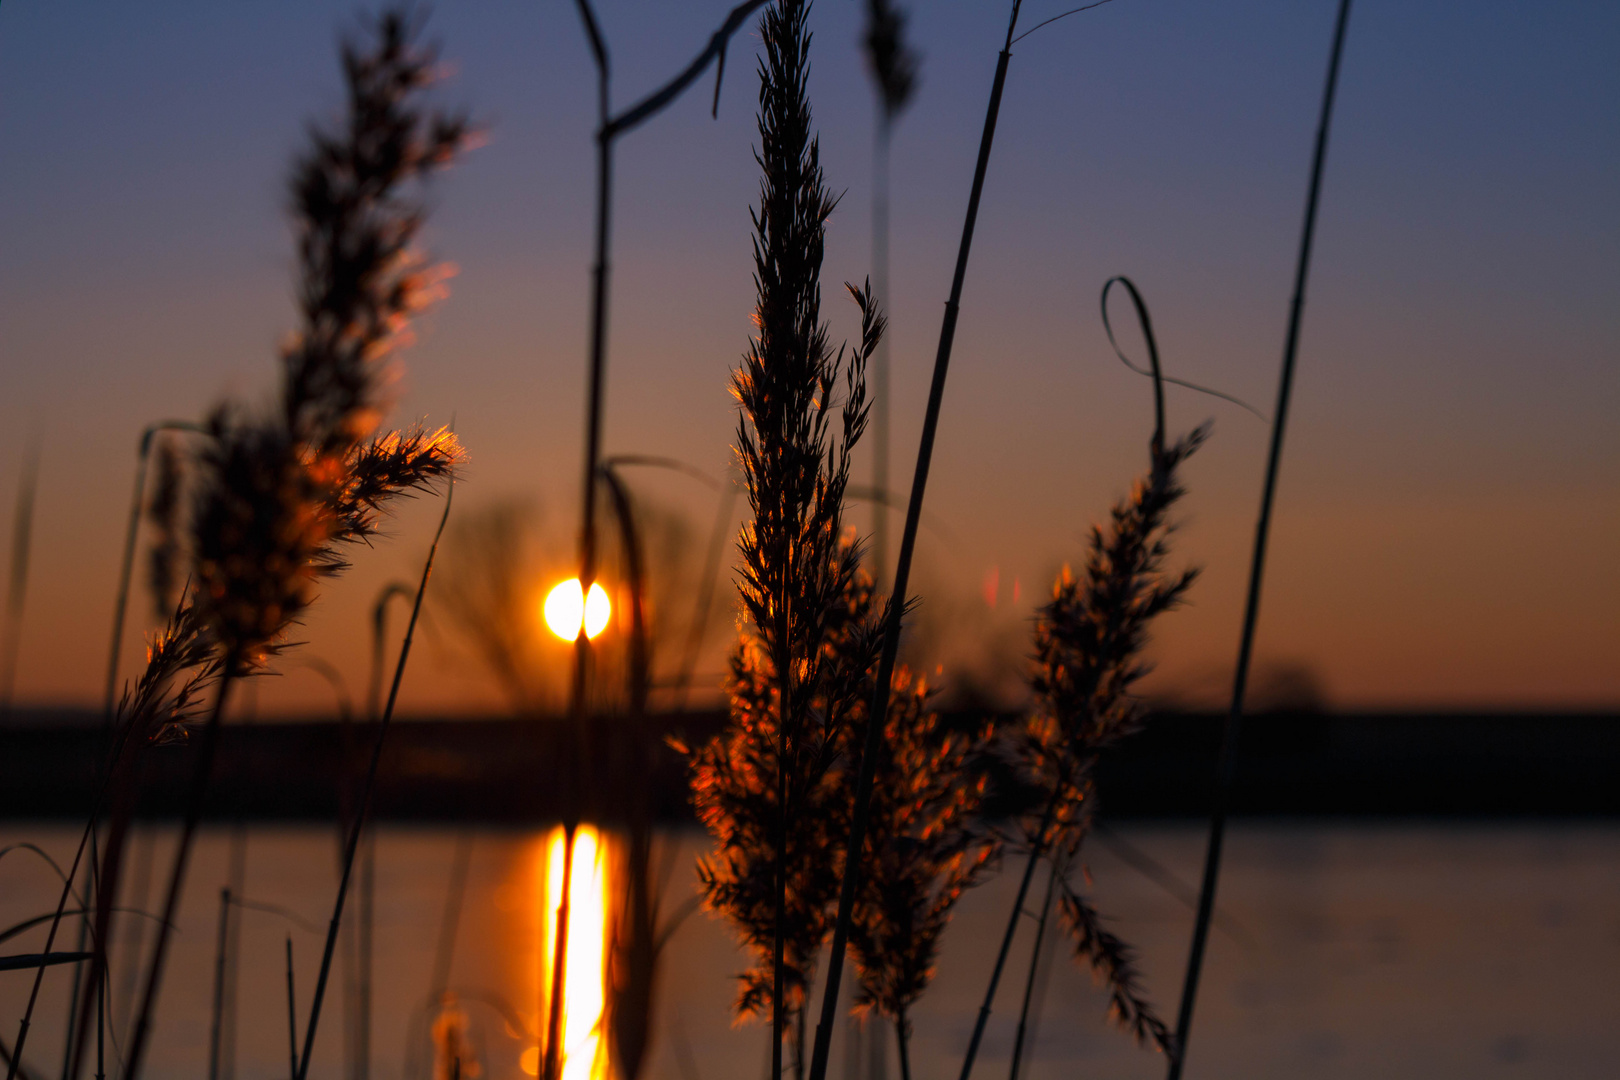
[3,822,1616,1080]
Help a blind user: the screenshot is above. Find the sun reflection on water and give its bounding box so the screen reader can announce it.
[526,826,610,1080]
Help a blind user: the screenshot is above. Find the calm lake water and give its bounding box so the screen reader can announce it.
[3,821,1617,1080]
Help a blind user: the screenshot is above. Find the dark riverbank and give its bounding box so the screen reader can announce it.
[5,708,1617,822]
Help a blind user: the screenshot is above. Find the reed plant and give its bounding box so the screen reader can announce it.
[16,13,472,1080]
[546,4,770,1065]
[805,1,1026,1069]
[689,548,876,1080]
[1024,425,1207,1033]
[688,4,889,1075]
[955,417,1205,1080]
[963,269,1217,1079]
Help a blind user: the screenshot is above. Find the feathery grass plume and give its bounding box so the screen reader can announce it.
[67,15,471,1080]
[845,668,995,1080]
[330,425,461,546]
[691,561,876,1023]
[1018,424,1209,1054]
[282,13,468,458]
[126,597,223,746]
[691,2,881,1074]
[863,0,919,119]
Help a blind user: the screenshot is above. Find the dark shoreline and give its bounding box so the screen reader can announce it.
[5,708,1617,823]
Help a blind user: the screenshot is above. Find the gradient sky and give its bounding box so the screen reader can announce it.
[0,0,1615,716]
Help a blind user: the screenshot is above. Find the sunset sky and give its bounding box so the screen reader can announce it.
[0,0,1615,716]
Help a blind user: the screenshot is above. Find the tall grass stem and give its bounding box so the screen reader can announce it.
[806,6,1022,1079]
[560,9,766,1071]
[6,699,153,1080]
[1166,1,1353,1074]
[208,889,231,1080]
[1006,857,1060,1080]
[953,798,1051,1080]
[285,937,298,1080]
[296,478,455,1080]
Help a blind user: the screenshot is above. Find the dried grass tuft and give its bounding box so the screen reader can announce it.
[81,14,472,1079]
[689,5,884,1071]
[1017,425,1209,1054]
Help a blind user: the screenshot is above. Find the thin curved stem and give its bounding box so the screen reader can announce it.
[230,896,323,937]
[598,465,650,714]
[675,478,735,711]
[599,454,725,711]
[369,583,415,722]
[1099,277,1266,426]
[1009,0,1120,46]
[602,1,773,141]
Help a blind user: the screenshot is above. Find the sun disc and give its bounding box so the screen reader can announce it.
[544,579,585,640]
[583,583,610,639]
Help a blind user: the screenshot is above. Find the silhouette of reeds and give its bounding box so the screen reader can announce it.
[690,557,876,1080]
[550,6,768,1070]
[6,588,217,1080]
[564,0,771,707]
[1025,428,1206,1038]
[19,14,471,1080]
[995,273,1259,1078]
[956,418,1204,1080]
[807,4,1025,1076]
[689,6,885,1072]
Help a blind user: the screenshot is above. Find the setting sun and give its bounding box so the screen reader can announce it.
[544,579,611,641]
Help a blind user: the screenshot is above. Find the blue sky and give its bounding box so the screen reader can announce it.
[0,0,1616,713]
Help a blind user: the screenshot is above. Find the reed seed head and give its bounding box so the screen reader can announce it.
[863,0,919,120]
[846,666,997,1022]
[1016,425,1208,1052]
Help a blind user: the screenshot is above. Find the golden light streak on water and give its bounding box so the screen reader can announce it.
[527,826,610,1080]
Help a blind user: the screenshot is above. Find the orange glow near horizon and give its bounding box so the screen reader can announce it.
[544,579,612,642]
[530,826,609,1080]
